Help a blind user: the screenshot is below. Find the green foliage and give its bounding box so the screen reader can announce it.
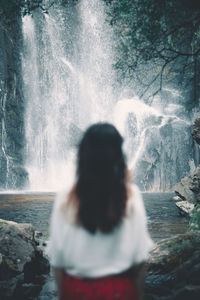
[0,0,44,23]
[105,0,200,100]
[189,204,200,231]
[158,232,200,272]
[0,221,8,227]
[167,239,192,259]
[0,0,23,20]
[0,0,78,22]
[108,0,200,65]
[1,0,200,101]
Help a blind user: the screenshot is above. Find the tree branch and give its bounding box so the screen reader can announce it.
[140,54,179,99]
[164,47,200,57]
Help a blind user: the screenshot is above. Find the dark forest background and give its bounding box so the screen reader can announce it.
[1,0,200,105]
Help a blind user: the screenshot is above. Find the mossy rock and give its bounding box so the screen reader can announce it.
[0,221,8,227]
[146,231,200,299]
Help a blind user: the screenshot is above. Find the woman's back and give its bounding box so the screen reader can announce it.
[48,123,153,300]
[49,184,153,279]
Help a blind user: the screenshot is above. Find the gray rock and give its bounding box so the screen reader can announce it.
[134,116,194,191]
[173,118,200,215]
[0,276,20,299]
[175,201,194,217]
[174,165,200,204]
[0,219,50,300]
[37,271,58,300]
[0,219,35,275]
[145,231,200,300]
[15,282,42,299]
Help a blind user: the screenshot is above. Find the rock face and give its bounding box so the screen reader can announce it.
[175,201,194,217]
[174,118,200,213]
[0,9,28,189]
[173,118,200,214]
[192,118,200,145]
[134,116,195,191]
[0,219,50,300]
[145,231,200,300]
[174,165,200,204]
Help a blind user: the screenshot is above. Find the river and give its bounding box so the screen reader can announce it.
[0,192,188,242]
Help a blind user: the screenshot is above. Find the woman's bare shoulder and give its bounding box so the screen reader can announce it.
[54,185,78,225]
[126,184,144,217]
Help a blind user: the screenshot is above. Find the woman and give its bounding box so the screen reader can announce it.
[48,123,153,300]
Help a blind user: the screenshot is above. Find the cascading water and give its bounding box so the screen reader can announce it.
[113,96,197,191]
[22,0,116,190]
[22,0,199,191]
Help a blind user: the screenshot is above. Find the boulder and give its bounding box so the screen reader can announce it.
[145,231,200,300]
[175,201,194,217]
[174,165,200,204]
[0,219,50,300]
[173,118,200,216]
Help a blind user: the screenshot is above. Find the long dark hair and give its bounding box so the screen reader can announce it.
[75,123,128,234]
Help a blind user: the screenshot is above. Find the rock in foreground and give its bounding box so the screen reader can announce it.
[0,219,50,300]
[145,231,200,300]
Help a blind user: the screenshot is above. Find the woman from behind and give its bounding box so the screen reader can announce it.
[48,123,153,300]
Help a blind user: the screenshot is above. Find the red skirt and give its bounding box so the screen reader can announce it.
[61,272,138,300]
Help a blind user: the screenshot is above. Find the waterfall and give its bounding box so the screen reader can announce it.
[22,0,116,190]
[77,0,116,124]
[21,0,198,191]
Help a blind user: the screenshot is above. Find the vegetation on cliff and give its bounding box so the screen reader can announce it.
[1,0,200,104]
[106,0,200,104]
[189,204,200,231]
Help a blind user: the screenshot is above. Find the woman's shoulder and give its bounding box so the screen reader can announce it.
[53,186,78,225]
[126,184,146,218]
[53,188,69,211]
[131,183,142,197]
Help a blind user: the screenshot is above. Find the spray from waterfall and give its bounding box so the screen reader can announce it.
[22,0,116,190]
[22,0,196,192]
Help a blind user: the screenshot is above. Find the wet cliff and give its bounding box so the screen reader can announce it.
[0,9,28,189]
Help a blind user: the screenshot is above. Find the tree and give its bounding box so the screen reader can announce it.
[107,0,200,105]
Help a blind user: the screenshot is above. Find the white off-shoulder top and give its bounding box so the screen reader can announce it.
[47,184,154,278]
